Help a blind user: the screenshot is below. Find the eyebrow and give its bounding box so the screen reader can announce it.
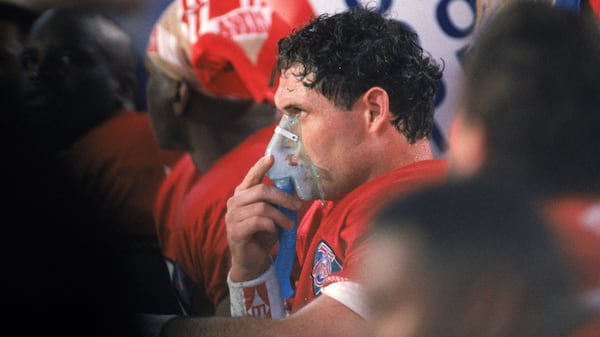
[279,103,303,114]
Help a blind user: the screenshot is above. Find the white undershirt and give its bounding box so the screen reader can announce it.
[321,281,370,319]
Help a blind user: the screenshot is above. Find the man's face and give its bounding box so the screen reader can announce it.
[273,66,371,201]
[20,15,120,150]
[144,56,188,150]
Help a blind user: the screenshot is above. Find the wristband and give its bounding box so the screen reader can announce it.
[228,263,285,319]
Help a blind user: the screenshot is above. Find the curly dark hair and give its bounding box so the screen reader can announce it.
[276,6,443,144]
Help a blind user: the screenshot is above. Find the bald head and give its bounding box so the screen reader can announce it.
[20,6,137,153]
[29,6,135,82]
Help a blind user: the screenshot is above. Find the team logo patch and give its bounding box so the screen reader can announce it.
[311,241,342,296]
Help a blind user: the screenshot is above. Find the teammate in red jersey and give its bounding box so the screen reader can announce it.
[18,4,186,320]
[151,6,446,337]
[20,6,184,237]
[145,0,315,316]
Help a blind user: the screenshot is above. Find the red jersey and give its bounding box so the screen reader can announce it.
[63,110,184,236]
[158,123,276,315]
[541,196,600,301]
[153,153,202,257]
[290,159,448,313]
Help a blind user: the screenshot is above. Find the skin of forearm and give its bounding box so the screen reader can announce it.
[160,316,286,337]
[160,296,367,337]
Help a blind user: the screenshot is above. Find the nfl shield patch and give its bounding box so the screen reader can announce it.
[311,241,342,296]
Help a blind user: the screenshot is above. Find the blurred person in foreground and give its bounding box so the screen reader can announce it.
[449,1,600,312]
[149,5,446,337]
[144,0,315,316]
[474,0,600,38]
[364,175,600,337]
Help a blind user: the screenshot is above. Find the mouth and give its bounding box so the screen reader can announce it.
[20,89,57,128]
[22,89,49,112]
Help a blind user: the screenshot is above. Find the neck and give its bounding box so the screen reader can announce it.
[187,102,277,172]
[384,136,434,170]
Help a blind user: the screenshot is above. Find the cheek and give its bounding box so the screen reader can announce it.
[306,115,352,153]
[148,82,172,114]
[300,120,328,163]
[145,77,155,98]
[146,81,160,109]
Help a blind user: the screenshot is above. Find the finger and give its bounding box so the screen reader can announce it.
[229,183,302,214]
[227,212,278,242]
[235,154,274,192]
[227,199,298,231]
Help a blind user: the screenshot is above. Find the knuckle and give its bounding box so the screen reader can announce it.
[226,194,237,209]
[256,184,271,196]
[253,202,267,216]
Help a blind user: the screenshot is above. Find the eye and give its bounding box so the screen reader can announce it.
[58,50,77,67]
[286,107,304,117]
[21,49,38,71]
[56,48,93,68]
[59,52,72,66]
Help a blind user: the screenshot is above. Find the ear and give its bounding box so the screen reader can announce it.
[362,87,390,133]
[448,110,487,178]
[173,81,190,117]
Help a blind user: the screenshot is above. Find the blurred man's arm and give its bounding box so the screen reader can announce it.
[161,294,367,337]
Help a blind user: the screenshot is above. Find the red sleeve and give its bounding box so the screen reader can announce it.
[64,111,184,236]
[164,124,276,311]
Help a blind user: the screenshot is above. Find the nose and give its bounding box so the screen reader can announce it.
[21,50,41,83]
[22,51,59,84]
[285,154,299,167]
